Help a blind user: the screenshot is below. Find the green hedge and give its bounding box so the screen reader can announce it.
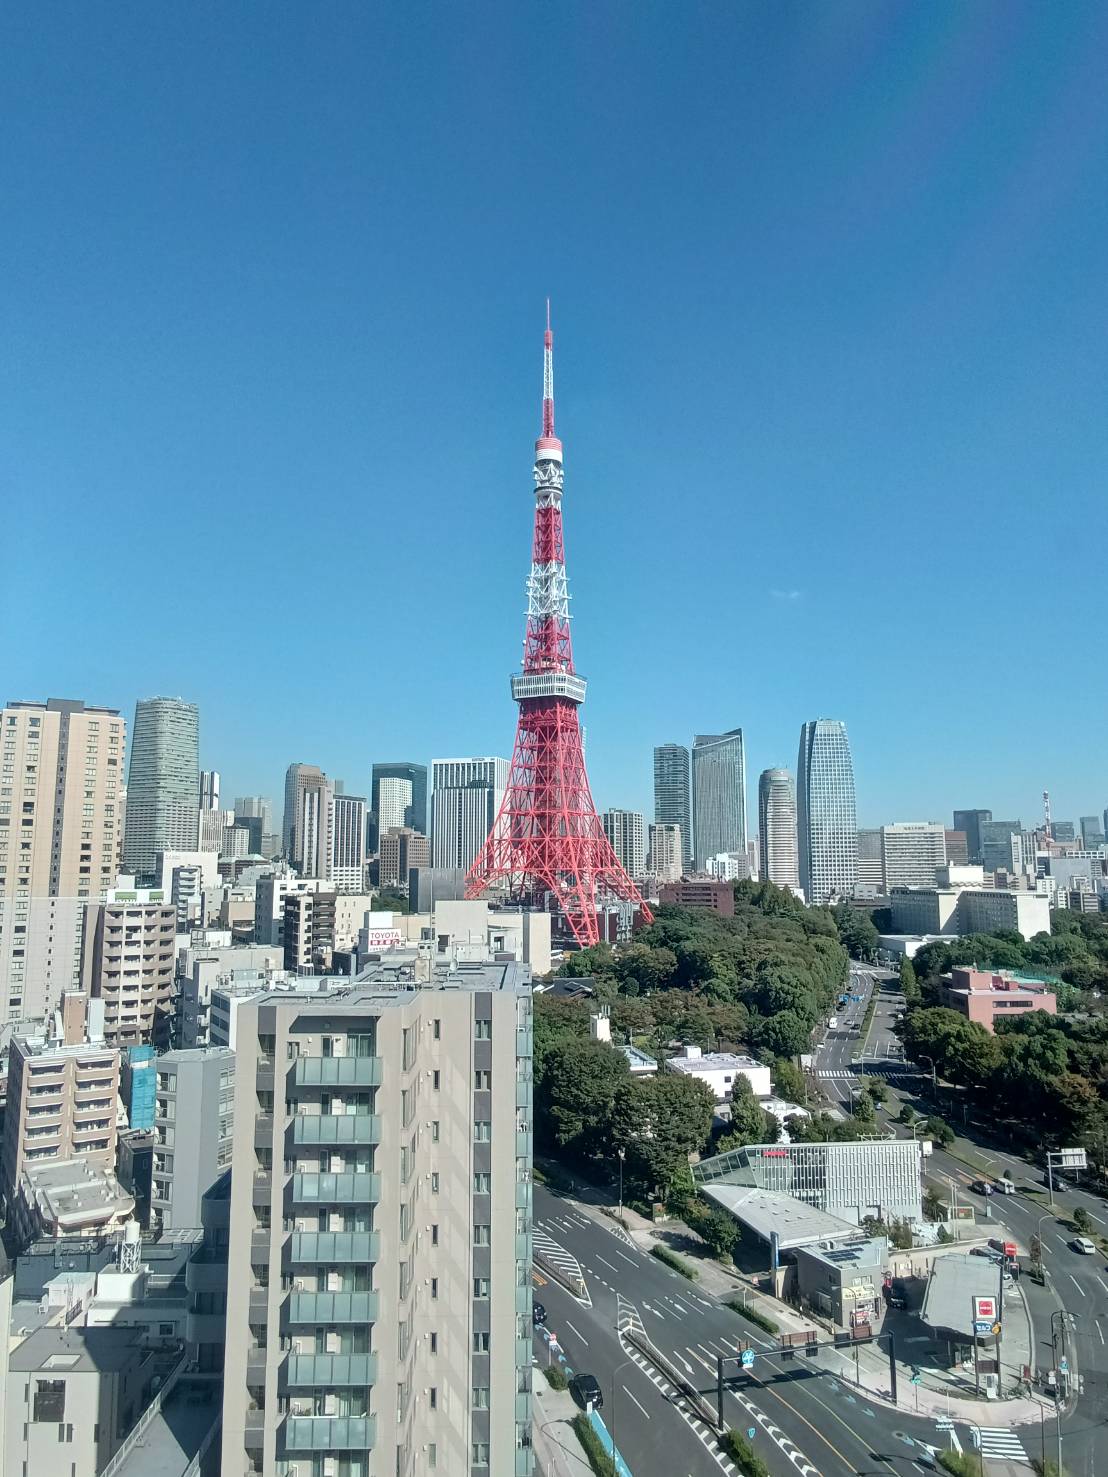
[543,1365,568,1391]
[651,1244,698,1280]
[938,1452,985,1477]
[721,1428,771,1477]
[726,1297,779,1336]
[570,1414,617,1477]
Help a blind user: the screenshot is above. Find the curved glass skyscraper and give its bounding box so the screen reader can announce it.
[691,730,747,868]
[796,719,857,904]
[122,697,200,883]
[758,767,799,889]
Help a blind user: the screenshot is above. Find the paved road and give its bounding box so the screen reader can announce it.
[534,1184,952,1477]
[819,965,1108,1476]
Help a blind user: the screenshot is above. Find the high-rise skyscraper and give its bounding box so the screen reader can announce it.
[199,769,220,810]
[855,828,884,893]
[370,763,428,845]
[431,758,509,873]
[122,697,199,883]
[654,744,693,868]
[1080,815,1105,849]
[377,777,413,838]
[219,962,534,1476]
[757,768,799,890]
[691,730,747,868]
[980,820,1022,874]
[283,763,327,866]
[796,719,857,904]
[953,810,992,865]
[602,809,647,880]
[331,792,367,891]
[0,699,126,1022]
[235,795,278,857]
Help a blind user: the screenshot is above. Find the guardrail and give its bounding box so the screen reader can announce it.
[99,1352,188,1477]
[624,1326,720,1428]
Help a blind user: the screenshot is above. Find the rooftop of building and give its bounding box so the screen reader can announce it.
[157,1046,235,1064]
[700,1183,862,1250]
[14,1032,115,1060]
[9,1323,150,1374]
[22,1160,134,1226]
[7,698,121,716]
[944,967,1057,996]
[243,956,532,1010]
[112,1379,221,1477]
[620,1044,658,1071]
[797,1234,886,1272]
[920,1253,1003,1339]
[667,1046,763,1071]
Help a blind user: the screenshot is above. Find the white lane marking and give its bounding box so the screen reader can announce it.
[596,1254,622,1274]
[622,1384,651,1419]
[685,1345,716,1374]
[643,1302,666,1319]
[1096,1321,1105,1346]
[1097,1275,1108,1295]
[1071,1274,1083,1292]
[564,1320,588,1346]
[614,1249,639,1266]
[670,1296,694,1314]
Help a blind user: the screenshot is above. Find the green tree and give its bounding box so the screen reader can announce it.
[537,1038,629,1160]
[753,1009,812,1058]
[923,1115,954,1147]
[617,1074,715,1194]
[899,956,921,1004]
[1073,1206,1092,1235]
[772,1057,808,1105]
[898,1104,917,1125]
[833,904,880,962]
[727,1074,775,1146]
[922,1187,945,1221]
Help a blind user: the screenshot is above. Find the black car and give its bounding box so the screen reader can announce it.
[532,1301,547,1327]
[569,1373,603,1410]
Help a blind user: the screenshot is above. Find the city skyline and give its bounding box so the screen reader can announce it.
[6,10,1107,833]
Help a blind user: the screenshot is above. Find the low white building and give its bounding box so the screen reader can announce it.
[888,886,1050,942]
[664,1045,771,1101]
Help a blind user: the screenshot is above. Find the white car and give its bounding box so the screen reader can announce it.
[1072,1237,1096,1255]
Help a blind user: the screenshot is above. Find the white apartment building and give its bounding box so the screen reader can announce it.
[431,758,509,873]
[664,1044,771,1101]
[888,886,1051,942]
[602,809,646,879]
[0,699,125,1024]
[648,822,683,882]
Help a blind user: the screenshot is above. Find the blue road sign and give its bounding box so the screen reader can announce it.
[747,1428,757,1440]
[740,1349,756,1368]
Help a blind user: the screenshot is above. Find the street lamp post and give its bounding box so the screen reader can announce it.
[1034,1213,1052,1279]
[1050,1309,1076,1475]
[919,1055,938,1100]
[617,1148,625,1224]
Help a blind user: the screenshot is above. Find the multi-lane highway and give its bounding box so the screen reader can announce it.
[816,961,1107,1476]
[533,1183,954,1477]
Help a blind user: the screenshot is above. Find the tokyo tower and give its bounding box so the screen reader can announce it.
[465,308,653,947]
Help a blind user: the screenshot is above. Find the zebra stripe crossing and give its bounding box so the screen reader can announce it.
[972,1425,1030,1462]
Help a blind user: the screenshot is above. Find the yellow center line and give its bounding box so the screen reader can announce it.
[743,1367,902,1477]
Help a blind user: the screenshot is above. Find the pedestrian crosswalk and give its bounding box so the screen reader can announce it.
[817,1066,920,1080]
[972,1425,1030,1462]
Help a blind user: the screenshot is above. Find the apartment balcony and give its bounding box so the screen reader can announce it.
[256,1060,275,1092]
[516,1392,532,1423]
[291,1114,381,1147]
[516,1028,533,1057]
[289,1172,380,1207]
[288,1231,380,1266]
[284,1353,377,1388]
[254,1115,275,1147]
[246,1347,268,1382]
[283,1416,376,1453]
[516,1078,531,1107]
[244,1410,265,1448]
[293,1056,382,1089]
[286,1291,378,1326]
[248,1287,270,1320]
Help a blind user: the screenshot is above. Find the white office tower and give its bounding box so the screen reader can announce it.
[199,769,221,810]
[691,730,747,868]
[283,764,327,861]
[757,768,799,890]
[881,822,947,889]
[431,758,509,873]
[796,719,857,904]
[122,697,200,883]
[602,810,646,879]
[332,792,368,891]
[220,961,535,1477]
[648,822,683,882]
[377,776,414,837]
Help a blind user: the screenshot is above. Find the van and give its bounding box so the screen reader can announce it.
[996,1179,1017,1195]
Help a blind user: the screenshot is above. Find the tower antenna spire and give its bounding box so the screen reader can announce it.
[465,316,651,946]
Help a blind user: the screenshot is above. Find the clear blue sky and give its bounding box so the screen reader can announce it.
[5,3,1107,829]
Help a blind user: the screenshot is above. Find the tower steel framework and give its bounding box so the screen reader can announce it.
[465,310,652,946]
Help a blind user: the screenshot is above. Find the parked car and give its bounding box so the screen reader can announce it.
[970,1247,1003,1262]
[1072,1237,1096,1255]
[970,1179,994,1196]
[1046,1174,1071,1193]
[532,1302,547,1327]
[569,1373,603,1410]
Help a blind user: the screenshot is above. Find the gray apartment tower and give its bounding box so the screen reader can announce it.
[757,768,799,890]
[653,744,693,869]
[122,697,200,883]
[152,1046,234,1229]
[431,758,509,874]
[219,960,534,1477]
[691,730,747,868]
[796,719,857,904]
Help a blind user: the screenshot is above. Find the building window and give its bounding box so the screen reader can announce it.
[474,1021,491,1040]
[473,1172,491,1193]
[472,1443,490,1466]
[431,1120,440,1142]
[474,1070,491,1090]
[473,1224,490,1245]
[473,1278,490,1299]
[432,1019,441,1040]
[33,1381,65,1423]
[473,1331,490,1353]
[472,1386,489,1409]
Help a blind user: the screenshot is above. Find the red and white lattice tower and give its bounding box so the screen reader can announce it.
[465,308,653,947]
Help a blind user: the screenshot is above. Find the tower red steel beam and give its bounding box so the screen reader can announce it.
[465,310,653,947]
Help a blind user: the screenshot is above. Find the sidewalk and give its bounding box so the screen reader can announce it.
[533,1383,595,1477]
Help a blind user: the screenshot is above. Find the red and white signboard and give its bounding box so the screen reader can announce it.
[363,928,403,952]
[972,1295,997,1322]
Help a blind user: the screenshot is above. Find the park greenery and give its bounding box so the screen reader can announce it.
[534,882,881,1205]
[894,912,1108,1181]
